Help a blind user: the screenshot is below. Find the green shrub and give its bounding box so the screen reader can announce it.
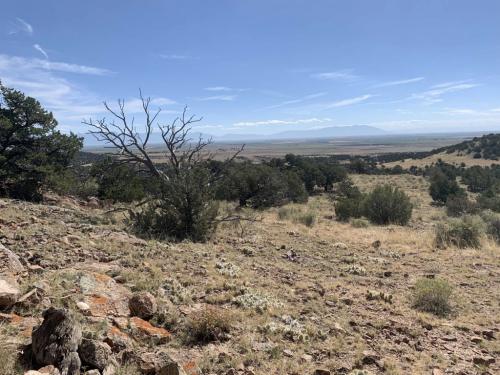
[435,215,484,248]
[362,185,412,225]
[46,166,99,199]
[461,166,497,192]
[412,278,453,317]
[478,188,500,212]
[336,179,363,199]
[429,170,462,205]
[335,197,363,222]
[351,218,370,228]
[445,194,477,217]
[284,171,308,203]
[130,166,219,242]
[480,211,500,244]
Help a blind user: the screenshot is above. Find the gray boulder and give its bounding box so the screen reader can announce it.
[32,308,82,375]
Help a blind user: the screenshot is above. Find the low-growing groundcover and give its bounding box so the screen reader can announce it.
[412,278,453,317]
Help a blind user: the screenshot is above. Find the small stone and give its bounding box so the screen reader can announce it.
[300,354,313,363]
[76,301,90,312]
[314,370,331,375]
[129,292,157,319]
[340,297,353,305]
[79,338,112,371]
[0,277,20,308]
[242,247,254,256]
[362,350,380,365]
[470,336,482,343]
[282,349,293,357]
[482,329,495,340]
[113,275,126,284]
[441,335,457,342]
[432,369,443,375]
[333,242,348,250]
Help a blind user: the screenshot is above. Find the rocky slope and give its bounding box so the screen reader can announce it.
[0,175,499,374]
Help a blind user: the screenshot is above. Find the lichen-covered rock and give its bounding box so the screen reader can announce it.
[79,339,112,371]
[32,308,82,375]
[129,316,171,344]
[0,243,25,275]
[129,292,157,319]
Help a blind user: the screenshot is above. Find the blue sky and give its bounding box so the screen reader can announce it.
[1,0,500,136]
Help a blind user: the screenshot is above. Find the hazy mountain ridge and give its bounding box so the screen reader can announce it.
[81,125,385,146]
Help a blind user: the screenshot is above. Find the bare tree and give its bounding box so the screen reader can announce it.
[83,91,244,241]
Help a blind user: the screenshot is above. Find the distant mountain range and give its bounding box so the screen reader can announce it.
[82,125,385,147]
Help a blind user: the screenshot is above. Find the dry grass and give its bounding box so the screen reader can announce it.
[0,326,20,375]
[1,173,499,374]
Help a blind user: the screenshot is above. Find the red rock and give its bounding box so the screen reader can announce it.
[129,316,172,344]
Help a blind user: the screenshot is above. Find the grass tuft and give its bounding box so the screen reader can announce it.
[412,278,453,317]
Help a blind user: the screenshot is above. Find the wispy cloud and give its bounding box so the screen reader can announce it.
[373,77,424,88]
[442,107,500,116]
[311,69,359,81]
[204,86,233,92]
[9,18,33,35]
[197,95,236,101]
[430,80,472,89]
[233,117,332,128]
[262,92,328,110]
[33,44,48,59]
[159,54,190,60]
[411,81,480,104]
[0,55,112,76]
[327,94,374,108]
[204,86,247,93]
[0,54,117,131]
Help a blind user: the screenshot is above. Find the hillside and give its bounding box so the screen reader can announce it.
[1,174,498,375]
[435,133,500,160]
[383,133,500,169]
